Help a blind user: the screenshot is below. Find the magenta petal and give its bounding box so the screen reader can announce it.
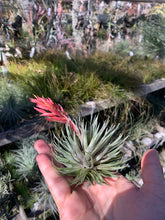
[31,95,80,136]
[34,107,46,114]
[46,117,68,123]
[30,98,38,103]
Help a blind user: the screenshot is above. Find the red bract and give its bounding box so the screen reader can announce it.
[30,96,79,135]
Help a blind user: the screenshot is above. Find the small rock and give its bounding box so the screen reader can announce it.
[154,132,165,139]
[122,141,135,158]
[141,137,153,146]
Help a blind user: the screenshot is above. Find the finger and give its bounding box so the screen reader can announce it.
[34,139,52,157]
[36,153,71,209]
[141,149,164,185]
[34,139,63,167]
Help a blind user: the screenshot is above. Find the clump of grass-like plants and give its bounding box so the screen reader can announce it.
[7,51,165,118]
[32,179,58,218]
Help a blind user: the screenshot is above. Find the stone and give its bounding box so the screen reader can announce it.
[154,132,165,139]
[141,137,153,146]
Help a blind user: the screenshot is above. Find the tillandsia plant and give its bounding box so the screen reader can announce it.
[30,95,127,186]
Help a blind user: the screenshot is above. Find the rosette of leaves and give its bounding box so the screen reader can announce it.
[52,117,127,186]
[0,79,33,131]
[13,137,39,181]
[31,96,127,186]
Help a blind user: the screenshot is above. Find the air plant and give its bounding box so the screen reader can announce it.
[13,138,39,180]
[33,178,58,217]
[30,95,127,186]
[0,95,31,131]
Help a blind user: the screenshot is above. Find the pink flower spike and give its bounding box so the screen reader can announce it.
[30,96,79,136]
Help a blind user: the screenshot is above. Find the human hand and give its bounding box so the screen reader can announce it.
[34,140,165,220]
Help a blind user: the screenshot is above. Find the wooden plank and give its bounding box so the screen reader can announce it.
[137,78,165,96]
[80,99,110,117]
[0,118,55,147]
[80,78,165,117]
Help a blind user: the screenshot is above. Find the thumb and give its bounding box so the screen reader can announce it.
[141,149,164,185]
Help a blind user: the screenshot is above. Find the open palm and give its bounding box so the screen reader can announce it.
[34,140,165,220]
